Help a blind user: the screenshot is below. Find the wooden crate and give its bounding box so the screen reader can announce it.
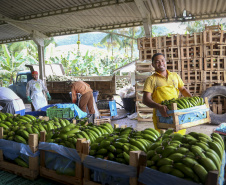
[135,82,144,92]
[181,70,203,83]
[94,118,111,125]
[39,131,84,185]
[181,45,203,59]
[137,37,158,50]
[136,92,143,102]
[205,24,221,31]
[181,58,203,71]
[167,59,181,72]
[82,141,141,185]
[0,128,39,180]
[156,97,211,132]
[135,71,153,82]
[203,44,221,57]
[180,32,203,46]
[203,30,226,44]
[158,34,180,48]
[136,101,153,113]
[165,47,180,59]
[183,82,204,96]
[135,61,154,72]
[203,71,226,83]
[138,151,219,185]
[218,45,226,56]
[139,49,158,60]
[204,57,226,71]
[137,112,153,122]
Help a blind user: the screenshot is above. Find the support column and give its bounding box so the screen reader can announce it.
[32,31,46,81]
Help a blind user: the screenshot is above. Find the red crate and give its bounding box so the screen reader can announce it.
[181,58,203,71]
[158,34,180,48]
[181,45,203,59]
[204,57,226,71]
[167,59,181,72]
[137,37,158,50]
[182,70,203,83]
[180,32,203,46]
[203,71,226,83]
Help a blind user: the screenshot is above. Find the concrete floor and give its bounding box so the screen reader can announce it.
[111,108,218,137]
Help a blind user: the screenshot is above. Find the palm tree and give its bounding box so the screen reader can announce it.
[100,30,122,57]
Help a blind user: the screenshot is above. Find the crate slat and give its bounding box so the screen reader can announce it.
[158,34,180,48]
[183,83,205,96]
[167,59,181,71]
[181,45,203,59]
[204,57,226,71]
[181,58,203,71]
[203,71,226,83]
[182,70,203,83]
[180,32,203,46]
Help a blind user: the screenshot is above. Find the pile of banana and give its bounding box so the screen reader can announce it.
[161,96,205,110]
[89,127,160,164]
[145,129,224,184]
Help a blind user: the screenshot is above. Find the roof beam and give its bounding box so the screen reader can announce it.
[134,0,152,38]
[0,14,48,39]
[15,0,134,21]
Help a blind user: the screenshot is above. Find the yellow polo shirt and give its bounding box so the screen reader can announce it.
[143,70,184,95]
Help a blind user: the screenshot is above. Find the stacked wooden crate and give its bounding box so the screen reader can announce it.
[202,24,226,114]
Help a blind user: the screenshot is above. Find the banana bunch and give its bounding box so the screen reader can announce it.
[145,130,224,184]
[161,96,205,110]
[89,127,160,164]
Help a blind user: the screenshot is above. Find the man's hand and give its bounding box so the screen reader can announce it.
[47,93,51,101]
[27,96,32,103]
[158,105,169,117]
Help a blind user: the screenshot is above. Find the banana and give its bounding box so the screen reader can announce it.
[159,165,174,174]
[156,158,173,166]
[190,145,205,158]
[174,163,197,179]
[108,145,117,153]
[208,141,223,160]
[169,169,184,178]
[175,147,189,154]
[211,133,224,145]
[168,153,184,163]
[147,150,156,160]
[205,151,221,170]
[161,146,176,158]
[147,160,155,167]
[198,133,212,141]
[212,136,224,151]
[129,139,146,152]
[188,132,199,139]
[193,164,208,184]
[96,148,108,155]
[149,142,162,150]
[170,133,184,142]
[194,142,209,151]
[142,134,156,142]
[142,130,158,139]
[145,128,160,137]
[123,152,130,164]
[198,157,217,172]
[155,146,164,154]
[181,157,198,168]
[151,154,162,162]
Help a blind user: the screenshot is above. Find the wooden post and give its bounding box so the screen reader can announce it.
[172,103,179,132]
[40,131,46,167]
[114,124,119,129]
[83,141,90,181]
[205,97,211,123]
[138,152,147,185]
[0,127,3,161]
[76,138,86,179]
[130,151,141,185]
[28,134,39,171]
[205,170,218,185]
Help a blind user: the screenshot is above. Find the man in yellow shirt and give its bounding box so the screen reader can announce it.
[142,53,192,135]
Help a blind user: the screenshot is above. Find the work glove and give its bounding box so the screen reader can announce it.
[27,96,32,103]
[47,93,51,101]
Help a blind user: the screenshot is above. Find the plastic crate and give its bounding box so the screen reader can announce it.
[46,107,74,119]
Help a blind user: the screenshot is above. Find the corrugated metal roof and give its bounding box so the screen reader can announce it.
[0,0,226,44]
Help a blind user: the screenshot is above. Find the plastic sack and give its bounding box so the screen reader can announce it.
[156,105,209,125]
[93,97,100,118]
[39,142,81,176]
[138,166,199,185]
[83,155,136,185]
[218,151,226,185]
[215,123,226,133]
[56,103,87,119]
[118,86,135,99]
[39,142,81,163]
[109,100,117,116]
[0,139,40,163]
[45,151,76,176]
